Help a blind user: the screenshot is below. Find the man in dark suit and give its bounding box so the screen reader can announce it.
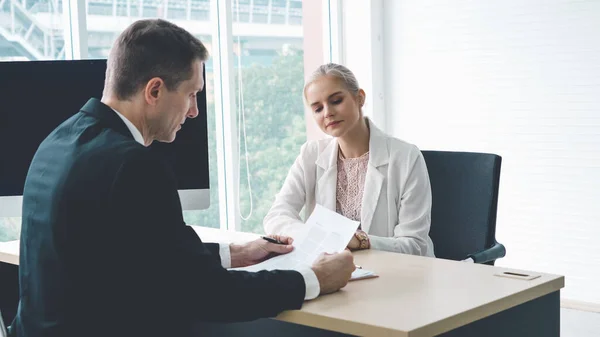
[10,19,355,337]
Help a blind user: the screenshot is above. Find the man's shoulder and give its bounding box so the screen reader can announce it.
[77,135,156,182]
[75,111,149,160]
[38,111,154,179]
[92,135,150,164]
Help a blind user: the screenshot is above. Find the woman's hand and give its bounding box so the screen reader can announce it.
[347,230,370,251]
[347,234,361,250]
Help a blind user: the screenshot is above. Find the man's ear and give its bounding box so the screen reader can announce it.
[144,77,163,105]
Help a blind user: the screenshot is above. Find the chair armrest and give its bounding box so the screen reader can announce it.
[467,242,506,264]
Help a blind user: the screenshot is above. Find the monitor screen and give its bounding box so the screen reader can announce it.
[0,59,210,216]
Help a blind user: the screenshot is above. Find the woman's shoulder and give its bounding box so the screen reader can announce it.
[387,136,421,155]
[379,134,427,177]
[385,138,423,171]
[368,118,420,156]
[370,124,422,161]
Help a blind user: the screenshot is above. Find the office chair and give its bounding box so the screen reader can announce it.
[0,310,7,337]
[421,151,506,265]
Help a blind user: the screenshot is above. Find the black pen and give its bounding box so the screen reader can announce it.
[261,236,285,245]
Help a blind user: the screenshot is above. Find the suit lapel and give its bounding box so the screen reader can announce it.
[316,139,338,211]
[360,118,389,233]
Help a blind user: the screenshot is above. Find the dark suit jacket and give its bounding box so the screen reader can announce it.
[11,98,306,337]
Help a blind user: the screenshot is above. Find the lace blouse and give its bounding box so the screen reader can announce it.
[335,150,369,225]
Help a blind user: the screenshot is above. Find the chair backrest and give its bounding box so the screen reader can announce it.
[421,151,502,263]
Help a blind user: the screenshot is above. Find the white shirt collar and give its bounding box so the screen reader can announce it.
[112,108,145,146]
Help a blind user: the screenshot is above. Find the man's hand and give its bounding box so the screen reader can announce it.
[311,250,355,295]
[230,235,294,268]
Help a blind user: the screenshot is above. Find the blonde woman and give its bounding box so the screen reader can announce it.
[264,63,435,256]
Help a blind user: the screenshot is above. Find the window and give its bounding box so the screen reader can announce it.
[0,0,332,241]
[231,0,307,233]
[0,0,66,61]
[0,218,20,242]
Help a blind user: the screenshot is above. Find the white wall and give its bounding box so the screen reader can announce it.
[382,0,600,304]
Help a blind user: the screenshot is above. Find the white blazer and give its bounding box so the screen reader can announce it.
[264,118,435,257]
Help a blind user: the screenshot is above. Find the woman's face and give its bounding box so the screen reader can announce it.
[305,75,365,138]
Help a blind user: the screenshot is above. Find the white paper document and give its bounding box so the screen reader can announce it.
[231,204,360,273]
[350,268,378,281]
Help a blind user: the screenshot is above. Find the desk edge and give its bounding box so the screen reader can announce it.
[409,276,565,337]
[275,276,564,337]
[0,249,19,265]
[276,309,408,337]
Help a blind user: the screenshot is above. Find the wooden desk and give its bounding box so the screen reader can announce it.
[0,240,20,326]
[0,227,256,266]
[0,227,564,337]
[0,240,18,265]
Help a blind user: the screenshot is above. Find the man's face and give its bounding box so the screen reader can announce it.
[150,60,204,143]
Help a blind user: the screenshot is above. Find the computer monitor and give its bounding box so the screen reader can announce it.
[0,59,210,217]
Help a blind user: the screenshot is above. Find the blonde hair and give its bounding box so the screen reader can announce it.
[303,63,361,101]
